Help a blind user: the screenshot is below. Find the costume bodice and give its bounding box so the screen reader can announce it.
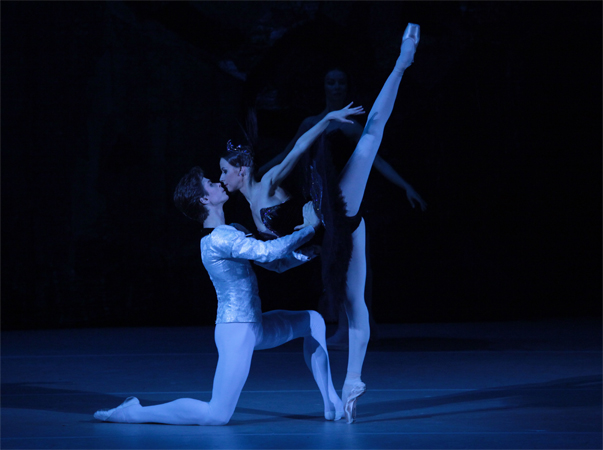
[201,225,262,324]
[259,196,305,239]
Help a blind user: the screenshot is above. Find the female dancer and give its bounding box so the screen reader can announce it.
[94,168,342,424]
[258,65,427,350]
[219,24,421,423]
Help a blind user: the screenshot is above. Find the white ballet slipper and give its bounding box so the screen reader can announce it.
[94,396,140,422]
[325,405,344,421]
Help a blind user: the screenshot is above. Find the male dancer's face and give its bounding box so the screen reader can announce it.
[202,177,229,206]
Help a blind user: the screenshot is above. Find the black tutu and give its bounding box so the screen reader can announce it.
[257,131,355,321]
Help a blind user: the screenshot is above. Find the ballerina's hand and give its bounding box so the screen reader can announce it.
[295,201,321,230]
[327,102,365,124]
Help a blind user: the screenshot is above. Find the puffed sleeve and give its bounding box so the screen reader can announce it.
[229,226,315,263]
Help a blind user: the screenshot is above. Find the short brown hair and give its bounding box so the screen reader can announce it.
[173,167,209,223]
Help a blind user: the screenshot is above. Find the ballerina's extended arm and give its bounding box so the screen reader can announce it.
[262,103,364,194]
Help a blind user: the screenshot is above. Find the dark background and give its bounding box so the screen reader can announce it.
[2,1,601,330]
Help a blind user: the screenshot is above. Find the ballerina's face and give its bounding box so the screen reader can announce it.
[219,158,245,192]
[324,69,348,103]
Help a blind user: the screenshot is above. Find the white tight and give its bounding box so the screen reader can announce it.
[337,43,411,380]
[344,219,370,375]
[108,310,340,425]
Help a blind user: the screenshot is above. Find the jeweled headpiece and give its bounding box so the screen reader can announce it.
[226,140,253,156]
[225,139,255,167]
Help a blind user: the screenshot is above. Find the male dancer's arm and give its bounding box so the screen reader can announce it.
[226,223,318,273]
[253,201,322,272]
[230,226,314,262]
[210,223,316,267]
[213,203,321,267]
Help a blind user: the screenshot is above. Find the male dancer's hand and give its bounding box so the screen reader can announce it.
[293,244,321,261]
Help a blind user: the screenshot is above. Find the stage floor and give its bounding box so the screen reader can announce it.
[2,318,601,449]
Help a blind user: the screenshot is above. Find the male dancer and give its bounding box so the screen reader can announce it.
[93,168,342,425]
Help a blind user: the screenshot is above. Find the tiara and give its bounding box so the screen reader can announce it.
[226,140,253,156]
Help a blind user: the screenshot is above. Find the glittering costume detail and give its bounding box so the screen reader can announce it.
[255,132,355,320]
[255,132,357,320]
[201,224,315,324]
[226,140,253,157]
[259,196,305,239]
[225,139,254,167]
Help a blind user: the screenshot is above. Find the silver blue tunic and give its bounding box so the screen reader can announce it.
[201,224,315,324]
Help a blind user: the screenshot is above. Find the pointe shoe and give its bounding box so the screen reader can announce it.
[402,22,421,46]
[342,381,366,424]
[398,23,420,70]
[94,396,140,422]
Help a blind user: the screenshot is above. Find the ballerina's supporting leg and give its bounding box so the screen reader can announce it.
[344,219,370,371]
[340,219,369,423]
[326,306,349,348]
[337,62,408,377]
